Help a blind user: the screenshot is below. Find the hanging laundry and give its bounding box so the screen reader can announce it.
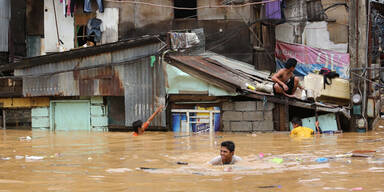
[84,0,104,13]
[62,0,67,17]
[264,0,281,20]
[87,18,103,42]
[66,0,71,16]
[70,0,76,17]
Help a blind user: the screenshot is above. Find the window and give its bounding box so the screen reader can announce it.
[75,25,95,48]
[174,0,197,19]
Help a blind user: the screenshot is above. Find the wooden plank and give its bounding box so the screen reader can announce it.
[336,113,341,131]
[2,109,5,129]
[279,104,288,131]
[273,103,280,131]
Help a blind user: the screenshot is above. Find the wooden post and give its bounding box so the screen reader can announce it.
[186,111,190,133]
[209,111,214,134]
[284,98,289,131]
[2,109,5,129]
[336,113,342,131]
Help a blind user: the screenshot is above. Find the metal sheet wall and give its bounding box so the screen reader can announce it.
[0,0,10,52]
[19,40,165,127]
[124,57,166,127]
[19,42,163,97]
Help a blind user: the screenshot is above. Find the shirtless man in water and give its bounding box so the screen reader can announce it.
[209,141,242,165]
[272,58,301,97]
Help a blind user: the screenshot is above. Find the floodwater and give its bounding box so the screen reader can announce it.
[1,130,384,192]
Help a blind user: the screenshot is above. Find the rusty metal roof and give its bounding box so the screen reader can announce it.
[167,52,273,95]
[0,35,162,72]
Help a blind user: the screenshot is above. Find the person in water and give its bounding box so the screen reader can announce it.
[132,120,144,136]
[132,105,164,136]
[290,117,314,137]
[209,141,242,165]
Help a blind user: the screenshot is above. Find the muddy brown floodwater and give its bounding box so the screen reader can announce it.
[1,129,384,191]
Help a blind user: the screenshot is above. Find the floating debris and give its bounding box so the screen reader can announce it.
[15,155,24,160]
[25,155,44,161]
[258,185,281,189]
[106,168,132,173]
[19,136,32,141]
[270,158,283,164]
[316,157,329,163]
[139,167,158,170]
[351,150,376,158]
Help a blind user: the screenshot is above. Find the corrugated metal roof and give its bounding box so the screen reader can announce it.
[18,41,163,97]
[0,0,10,52]
[2,35,162,72]
[167,52,274,95]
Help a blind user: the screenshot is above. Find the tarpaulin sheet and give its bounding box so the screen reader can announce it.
[275,41,350,79]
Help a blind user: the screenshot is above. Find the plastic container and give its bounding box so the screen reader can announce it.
[316,157,329,163]
[301,89,307,100]
[172,113,181,132]
[214,107,220,131]
[172,113,187,132]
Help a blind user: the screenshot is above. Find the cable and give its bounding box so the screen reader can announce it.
[104,0,279,10]
[351,71,384,88]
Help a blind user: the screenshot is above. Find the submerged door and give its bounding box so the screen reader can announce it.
[52,101,90,131]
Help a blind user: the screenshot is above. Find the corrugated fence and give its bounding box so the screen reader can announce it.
[0,0,10,52]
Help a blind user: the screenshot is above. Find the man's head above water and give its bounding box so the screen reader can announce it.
[291,117,303,128]
[220,141,235,164]
[132,120,143,134]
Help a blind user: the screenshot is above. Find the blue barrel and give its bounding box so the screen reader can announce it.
[172,113,187,132]
[214,107,220,131]
[172,113,181,132]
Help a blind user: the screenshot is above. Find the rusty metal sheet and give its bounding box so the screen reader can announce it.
[23,72,78,97]
[124,57,166,128]
[19,38,163,97]
[76,66,124,96]
[0,0,10,52]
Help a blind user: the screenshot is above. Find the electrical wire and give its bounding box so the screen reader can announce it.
[104,0,279,10]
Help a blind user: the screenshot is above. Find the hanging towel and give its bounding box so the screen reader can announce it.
[66,0,71,16]
[63,0,67,17]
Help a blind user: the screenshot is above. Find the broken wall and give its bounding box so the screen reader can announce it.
[276,0,348,53]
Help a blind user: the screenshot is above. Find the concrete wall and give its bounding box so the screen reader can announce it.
[276,0,348,53]
[104,0,252,63]
[44,0,74,52]
[222,101,274,132]
[96,8,119,44]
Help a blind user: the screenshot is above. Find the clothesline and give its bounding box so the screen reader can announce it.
[104,0,278,10]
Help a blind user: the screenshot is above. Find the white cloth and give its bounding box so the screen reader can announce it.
[209,155,242,165]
